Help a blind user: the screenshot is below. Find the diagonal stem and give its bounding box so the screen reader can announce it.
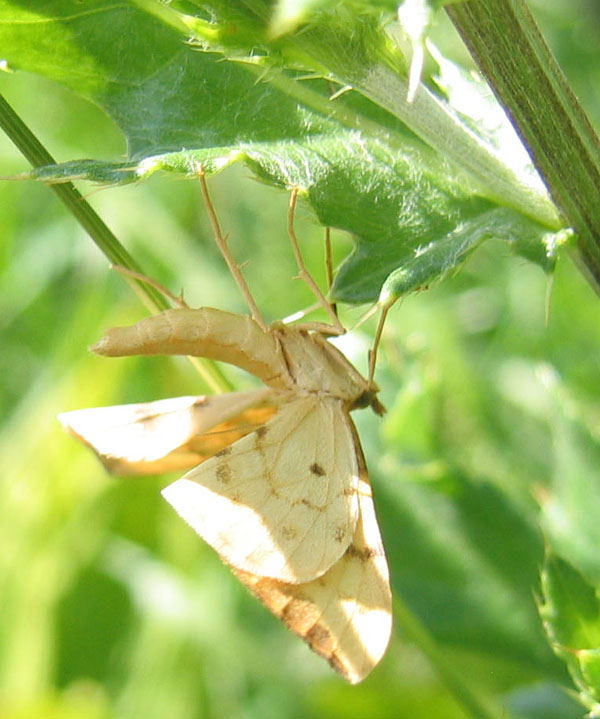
[0,93,165,310]
[0,92,230,392]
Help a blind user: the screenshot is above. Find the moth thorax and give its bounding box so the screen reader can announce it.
[276,327,369,401]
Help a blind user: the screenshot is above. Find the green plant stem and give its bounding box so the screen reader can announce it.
[393,595,503,719]
[0,92,230,393]
[447,0,600,296]
[0,93,163,307]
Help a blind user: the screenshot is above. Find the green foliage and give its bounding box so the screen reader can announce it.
[540,385,600,585]
[379,208,563,301]
[1,0,559,303]
[2,1,600,718]
[540,554,600,717]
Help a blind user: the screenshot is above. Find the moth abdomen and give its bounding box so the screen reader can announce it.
[92,307,290,387]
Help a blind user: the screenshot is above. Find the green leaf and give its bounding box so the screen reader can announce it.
[503,682,585,719]
[539,553,600,716]
[376,467,559,674]
[0,0,560,302]
[378,208,565,303]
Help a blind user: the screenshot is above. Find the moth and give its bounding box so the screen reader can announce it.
[59,175,392,684]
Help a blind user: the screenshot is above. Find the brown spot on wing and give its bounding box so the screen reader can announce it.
[300,497,319,510]
[346,543,384,561]
[280,595,314,630]
[310,462,325,476]
[280,525,298,540]
[254,424,269,454]
[306,622,333,650]
[333,526,346,542]
[215,446,232,458]
[328,651,351,680]
[216,463,232,484]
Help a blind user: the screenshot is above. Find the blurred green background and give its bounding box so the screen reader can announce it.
[2,2,600,718]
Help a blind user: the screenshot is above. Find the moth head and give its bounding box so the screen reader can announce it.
[351,386,386,416]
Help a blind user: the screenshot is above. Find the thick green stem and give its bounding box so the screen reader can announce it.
[0,92,230,393]
[447,0,600,295]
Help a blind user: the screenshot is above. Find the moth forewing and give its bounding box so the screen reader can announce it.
[161,395,361,584]
[59,388,277,475]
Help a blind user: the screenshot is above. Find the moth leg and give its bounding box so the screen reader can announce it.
[288,189,345,335]
[367,297,396,386]
[280,228,337,331]
[324,227,333,290]
[111,264,189,308]
[282,301,321,324]
[324,227,338,319]
[197,167,268,332]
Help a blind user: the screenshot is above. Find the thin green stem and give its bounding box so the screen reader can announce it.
[0,92,230,393]
[393,595,503,719]
[447,0,600,296]
[0,93,163,308]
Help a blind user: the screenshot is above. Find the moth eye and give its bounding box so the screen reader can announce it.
[351,390,386,416]
[352,390,374,409]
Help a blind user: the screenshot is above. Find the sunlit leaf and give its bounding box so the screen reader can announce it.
[0,0,558,302]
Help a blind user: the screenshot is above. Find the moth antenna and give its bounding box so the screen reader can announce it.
[111,264,189,308]
[196,167,268,331]
[288,189,345,335]
[282,301,321,324]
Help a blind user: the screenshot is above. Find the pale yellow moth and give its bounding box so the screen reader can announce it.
[59,175,392,684]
